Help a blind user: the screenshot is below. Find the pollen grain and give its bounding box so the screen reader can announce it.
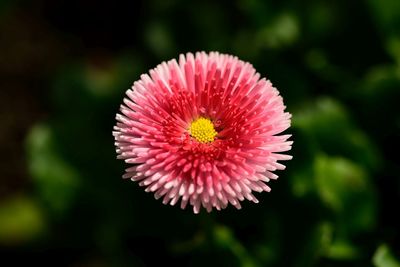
[189,117,217,143]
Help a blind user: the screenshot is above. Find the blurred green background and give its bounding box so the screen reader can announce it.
[1,0,399,266]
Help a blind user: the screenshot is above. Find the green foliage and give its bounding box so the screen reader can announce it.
[213,225,258,267]
[373,245,400,267]
[26,124,81,218]
[0,196,45,245]
[315,155,376,234]
[256,13,299,49]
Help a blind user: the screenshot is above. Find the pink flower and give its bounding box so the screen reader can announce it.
[113,52,292,213]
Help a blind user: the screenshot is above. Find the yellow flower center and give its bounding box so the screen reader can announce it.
[189,117,217,143]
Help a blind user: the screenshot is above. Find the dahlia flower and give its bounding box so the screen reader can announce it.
[113,52,292,213]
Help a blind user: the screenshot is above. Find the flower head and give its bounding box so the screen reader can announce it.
[113,52,292,213]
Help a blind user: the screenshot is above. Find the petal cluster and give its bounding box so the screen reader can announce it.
[113,52,292,213]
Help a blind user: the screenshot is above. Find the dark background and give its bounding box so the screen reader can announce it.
[0,0,399,266]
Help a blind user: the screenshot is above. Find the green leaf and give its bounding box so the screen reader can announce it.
[293,97,380,170]
[290,166,315,198]
[367,0,400,35]
[314,155,377,234]
[326,239,359,260]
[373,244,400,267]
[296,222,334,265]
[386,37,400,64]
[293,97,350,136]
[214,225,259,267]
[0,196,45,245]
[145,22,174,58]
[256,13,300,49]
[26,124,81,218]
